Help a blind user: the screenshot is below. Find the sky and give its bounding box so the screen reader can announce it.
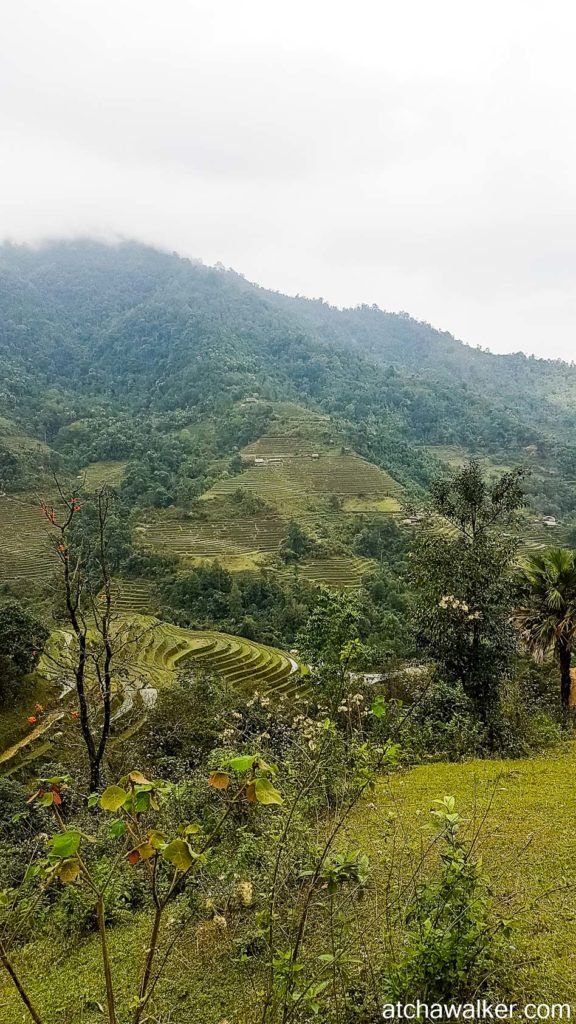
[1,0,576,360]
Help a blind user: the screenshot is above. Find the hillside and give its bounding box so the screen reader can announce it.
[3,240,576,1020]
[2,239,576,468]
[1,239,575,617]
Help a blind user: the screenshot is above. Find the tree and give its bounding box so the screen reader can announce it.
[278,521,318,564]
[411,461,525,719]
[0,601,48,703]
[514,547,576,715]
[41,482,137,791]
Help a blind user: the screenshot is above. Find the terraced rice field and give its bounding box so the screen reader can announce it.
[204,454,403,509]
[243,434,333,459]
[124,617,301,696]
[277,556,373,590]
[110,579,159,614]
[80,460,127,489]
[0,494,56,585]
[521,520,571,552]
[137,512,288,560]
[1,617,303,776]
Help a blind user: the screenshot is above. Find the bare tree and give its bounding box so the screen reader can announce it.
[41,480,123,791]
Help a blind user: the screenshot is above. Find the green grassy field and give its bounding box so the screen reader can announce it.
[343,745,576,1002]
[3,746,576,1021]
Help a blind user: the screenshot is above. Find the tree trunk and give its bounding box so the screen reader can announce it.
[90,758,101,793]
[558,640,572,715]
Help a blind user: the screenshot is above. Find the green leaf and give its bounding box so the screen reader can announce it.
[50,831,81,859]
[371,696,386,719]
[184,822,202,835]
[37,792,54,807]
[134,791,151,814]
[99,786,128,812]
[162,838,196,873]
[109,819,126,840]
[149,829,167,850]
[87,793,100,809]
[254,778,283,806]
[227,755,259,773]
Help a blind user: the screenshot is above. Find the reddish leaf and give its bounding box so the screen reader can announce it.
[127,849,140,866]
[208,771,230,790]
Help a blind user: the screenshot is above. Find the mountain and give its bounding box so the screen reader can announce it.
[1,238,575,518]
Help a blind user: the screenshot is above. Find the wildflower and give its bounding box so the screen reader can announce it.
[34,703,44,712]
[70,710,80,720]
[27,716,37,725]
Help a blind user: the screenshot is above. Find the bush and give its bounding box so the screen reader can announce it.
[399,677,486,761]
[385,797,513,1001]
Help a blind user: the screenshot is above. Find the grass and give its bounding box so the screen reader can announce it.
[3,745,576,1020]
[0,416,53,458]
[343,744,576,1001]
[0,674,57,759]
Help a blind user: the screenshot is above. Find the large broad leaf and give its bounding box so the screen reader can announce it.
[51,830,82,859]
[149,829,168,850]
[254,778,283,806]
[100,786,128,812]
[134,790,151,814]
[228,755,260,773]
[162,838,195,873]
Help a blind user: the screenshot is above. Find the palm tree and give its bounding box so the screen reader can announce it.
[514,548,576,714]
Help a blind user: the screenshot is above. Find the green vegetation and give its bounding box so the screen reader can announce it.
[3,242,576,1018]
[515,548,576,713]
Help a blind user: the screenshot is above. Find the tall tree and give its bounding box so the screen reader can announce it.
[411,461,525,719]
[514,547,576,715]
[41,482,132,791]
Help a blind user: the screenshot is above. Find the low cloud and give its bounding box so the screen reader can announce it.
[2,0,575,359]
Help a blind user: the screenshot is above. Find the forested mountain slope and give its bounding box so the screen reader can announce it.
[1,238,575,513]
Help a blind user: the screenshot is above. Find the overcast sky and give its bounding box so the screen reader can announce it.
[2,1,575,360]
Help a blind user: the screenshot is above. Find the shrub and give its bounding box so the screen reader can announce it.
[385,797,513,1001]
